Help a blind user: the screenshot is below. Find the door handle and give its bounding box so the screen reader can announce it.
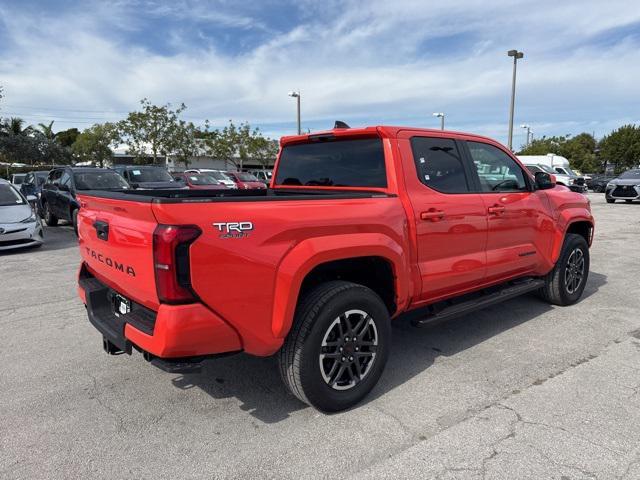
[421,209,445,221]
[488,205,506,215]
[93,220,109,241]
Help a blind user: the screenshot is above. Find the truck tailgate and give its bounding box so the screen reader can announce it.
[77,194,160,310]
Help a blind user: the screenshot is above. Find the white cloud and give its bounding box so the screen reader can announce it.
[0,0,639,147]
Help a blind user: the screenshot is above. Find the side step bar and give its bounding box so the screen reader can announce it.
[412,278,545,327]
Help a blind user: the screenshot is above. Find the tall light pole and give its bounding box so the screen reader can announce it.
[507,49,524,150]
[432,112,445,130]
[520,124,532,147]
[288,91,301,135]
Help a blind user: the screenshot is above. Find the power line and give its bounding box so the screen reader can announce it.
[1,103,131,114]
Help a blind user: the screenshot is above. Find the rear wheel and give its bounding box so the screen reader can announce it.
[278,281,391,412]
[538,233,589,306]
[43,202,58,226]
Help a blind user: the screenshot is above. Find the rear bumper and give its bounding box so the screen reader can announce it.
[78,265,242,359]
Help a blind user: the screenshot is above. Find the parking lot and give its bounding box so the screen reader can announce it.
[1,193,639,479]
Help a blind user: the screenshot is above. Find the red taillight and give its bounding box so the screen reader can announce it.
[153,224,201,304]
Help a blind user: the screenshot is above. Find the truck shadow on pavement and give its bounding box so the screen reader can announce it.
[170,271,607,424]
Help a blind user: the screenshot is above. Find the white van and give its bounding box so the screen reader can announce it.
[517,153,585,178]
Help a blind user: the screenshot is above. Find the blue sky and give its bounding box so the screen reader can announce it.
[0,0,639,148]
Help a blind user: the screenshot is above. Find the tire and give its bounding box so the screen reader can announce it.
[538,233,590,306]
[72,209,79,236]
[278,281,391,412]
[43,202,58,226]
[625,200,633,203]
[606,198,615,203]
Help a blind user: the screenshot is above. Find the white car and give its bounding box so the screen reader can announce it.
[184,169,237,188]
[0,179,44,251]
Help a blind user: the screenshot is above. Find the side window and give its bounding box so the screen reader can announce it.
[60,172,71,187]
[467,142,528,192]
[24,174,33,185]
[49,170,62,185]
[410,137,469,193]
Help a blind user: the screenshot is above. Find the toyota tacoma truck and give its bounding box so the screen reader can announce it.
[77,125,594,412]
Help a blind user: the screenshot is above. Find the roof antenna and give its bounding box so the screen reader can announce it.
[334,120,350,129]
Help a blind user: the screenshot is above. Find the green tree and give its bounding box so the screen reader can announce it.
[170,120,199,169]
[118,98,185,164]
[0,130,70,165]
[599,125,640,173]
[518,132,600,172]
[37,121,55,140]
[201,120,278,170]
[72,123,120,167]
[55,128,80,148]
[1,117,33,136]
[201,121,237,169]
[248,135,278,169]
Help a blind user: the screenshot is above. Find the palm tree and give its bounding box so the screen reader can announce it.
[1,117,32,136]
[37,120,55,140]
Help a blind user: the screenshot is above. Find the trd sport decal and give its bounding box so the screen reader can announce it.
[213,222,254,239]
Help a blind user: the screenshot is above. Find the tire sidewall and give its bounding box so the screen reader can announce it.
[298,287,390,412]
[72,209,79,236]
[557,235,590,304]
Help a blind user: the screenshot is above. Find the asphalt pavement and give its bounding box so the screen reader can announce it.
[1,194,639,479]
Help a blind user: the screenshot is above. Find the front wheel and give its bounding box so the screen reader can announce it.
[606,197,615,203]
[278,281,391,412]
[538,233,590,306]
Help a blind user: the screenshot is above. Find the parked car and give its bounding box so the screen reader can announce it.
[587,174,616,193]
[41,167,130,233]
[173,173,229,190]
[0,179,44,251]
[10,173,26,186]
[77,125,594,412]
[113,165,185,190]
[605,169,640,203]
[523,164,587,193]
[184,169,237,188]
[225,171,267,190]
[248,169,273,185]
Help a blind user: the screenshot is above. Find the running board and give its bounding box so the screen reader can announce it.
[412,278,545,327]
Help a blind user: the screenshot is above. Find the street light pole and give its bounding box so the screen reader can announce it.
[520,124,531,147]
[288,91,301,135]
[432,112,445,130]
[507,49,524,151]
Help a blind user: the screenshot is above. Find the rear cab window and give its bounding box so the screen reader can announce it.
[410,137,470,193]
[274,137,387,188]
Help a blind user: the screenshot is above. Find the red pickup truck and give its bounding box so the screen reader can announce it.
[77,125,594,411]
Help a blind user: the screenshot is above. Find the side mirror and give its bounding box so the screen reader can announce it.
[58,184,70,192]
[26,195,37,204]
[130,182,140,189]
[535,172,556,190]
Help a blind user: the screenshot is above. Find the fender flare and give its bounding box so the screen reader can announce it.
[271,233,409,338]
[550,210,594,263]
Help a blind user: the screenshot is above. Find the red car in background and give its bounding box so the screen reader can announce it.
[173,173,228,190]
[225,171,266,190]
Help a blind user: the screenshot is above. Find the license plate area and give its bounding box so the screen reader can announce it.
[112,293,131,317]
